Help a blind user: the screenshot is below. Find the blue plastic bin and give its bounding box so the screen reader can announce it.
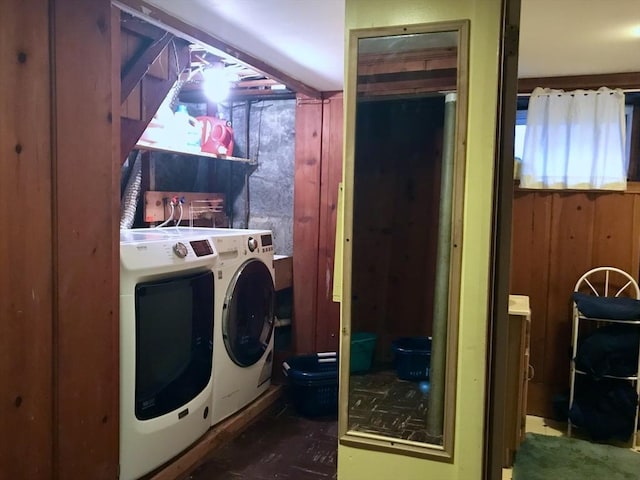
[391,336,432,381]
[282,352,338,416]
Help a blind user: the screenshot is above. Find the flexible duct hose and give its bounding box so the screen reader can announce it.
[120,151,142,229]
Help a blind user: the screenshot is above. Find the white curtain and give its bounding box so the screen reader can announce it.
[521,87,627,190]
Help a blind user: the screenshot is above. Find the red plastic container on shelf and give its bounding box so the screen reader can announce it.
[197,116,234,156]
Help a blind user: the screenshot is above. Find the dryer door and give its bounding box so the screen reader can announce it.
[222,259,275,367]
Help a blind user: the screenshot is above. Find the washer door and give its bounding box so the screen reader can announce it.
[222,259,275,367]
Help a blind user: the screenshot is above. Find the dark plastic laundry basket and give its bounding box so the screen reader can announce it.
[391,336,432,381]
[350,332,377,374]
[282,352,338,416]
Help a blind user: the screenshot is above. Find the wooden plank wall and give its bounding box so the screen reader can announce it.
[351,98,443,362]
[1,1,118,478]
[0,0,54,477]
[52,0,119,478]
[510,188,640,418]
[293,95,323,354]
[316,93,344,352]
[293,93,344,354]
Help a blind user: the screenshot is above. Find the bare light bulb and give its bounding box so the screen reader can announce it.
[203,66,231,103]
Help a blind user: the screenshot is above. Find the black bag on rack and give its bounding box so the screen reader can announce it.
[574,324,640,379]
[569,376,638,442]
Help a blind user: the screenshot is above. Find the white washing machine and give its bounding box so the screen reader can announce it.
[119,228,219,480]
[200,228,276,426]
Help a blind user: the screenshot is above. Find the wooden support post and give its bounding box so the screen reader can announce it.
[293,95,323,354]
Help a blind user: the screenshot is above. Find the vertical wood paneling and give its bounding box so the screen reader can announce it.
[633,195,640,272]
[546,193,594,390]
[351,99,444,362]
[352,104,395,359]
[510,189,640,417]
[110,6,122,475]
[315,93,343,352]
[52,1,119,478]
[0,0,53,477]
[592,193,637,270]
[293,95,323,354]
[510,191,552,402]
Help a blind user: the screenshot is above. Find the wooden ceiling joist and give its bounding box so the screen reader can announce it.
[113,0,322,99]
[518,72,640,94]
[120,12,166,40]
[121,32,175,103]
[120,38,191,161]
[356,46,458,97]
[359,68,456,85]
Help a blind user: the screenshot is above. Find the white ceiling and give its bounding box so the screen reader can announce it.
[144,0,640,92]
[145,0,345,91]
[519,0,640,79]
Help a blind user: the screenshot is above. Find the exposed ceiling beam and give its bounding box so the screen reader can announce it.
[120,12,165,39]
[518,72,640,93]
[120,40,191,161]
[121,32,174,103]
[113,0,322,99]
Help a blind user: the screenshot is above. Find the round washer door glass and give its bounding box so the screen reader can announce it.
[222,259,275,367]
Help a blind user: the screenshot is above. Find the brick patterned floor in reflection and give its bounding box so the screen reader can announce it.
[189,371,439,479]
[188,402,338,480]
[348,369,440,445]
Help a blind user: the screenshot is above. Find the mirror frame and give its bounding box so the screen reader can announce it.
[339,19,470,461]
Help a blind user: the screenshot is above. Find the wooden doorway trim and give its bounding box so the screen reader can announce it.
[484,0,521,478]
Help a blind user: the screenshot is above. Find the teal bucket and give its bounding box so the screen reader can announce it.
[350,332,377,374]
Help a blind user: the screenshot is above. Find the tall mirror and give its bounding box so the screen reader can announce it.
[341,21,469,459]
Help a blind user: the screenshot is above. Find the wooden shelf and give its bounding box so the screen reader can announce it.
[135,140,256,165]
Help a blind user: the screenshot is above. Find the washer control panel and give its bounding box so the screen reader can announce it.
[173,242,188,258]
[260,233,274,253]
[120,230,218,272]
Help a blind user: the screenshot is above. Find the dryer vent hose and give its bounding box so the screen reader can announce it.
[120,151,142,229]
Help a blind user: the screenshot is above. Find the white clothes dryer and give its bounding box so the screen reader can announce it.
[119,228,218,480]
[201,228,276,426]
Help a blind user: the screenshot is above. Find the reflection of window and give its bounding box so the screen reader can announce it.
[514,96,635,185]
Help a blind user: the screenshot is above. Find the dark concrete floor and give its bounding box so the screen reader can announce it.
[188,370,439,479]
[188,402,338,480]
